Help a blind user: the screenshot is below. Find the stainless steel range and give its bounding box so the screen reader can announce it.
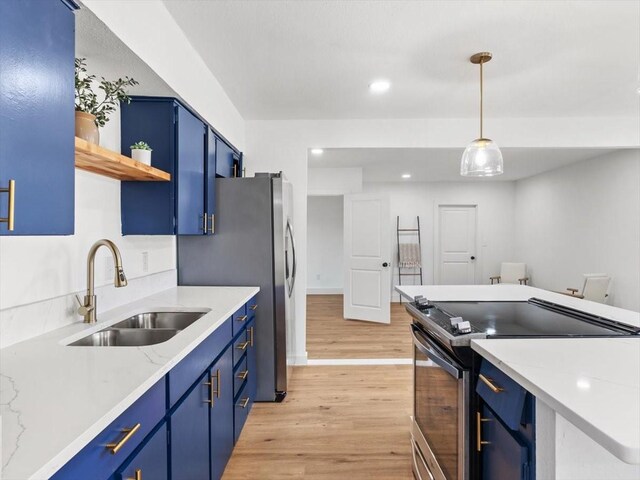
[407,295,639,480]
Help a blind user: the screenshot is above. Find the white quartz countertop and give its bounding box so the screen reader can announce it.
[471,337,640,464]
[0,286,259,480]
[395,284,640,464]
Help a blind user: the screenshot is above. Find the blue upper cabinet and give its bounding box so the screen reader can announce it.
[0,0,76,235]
[216,137,237,178]
[121,98,206,235]
[206,128,217,231]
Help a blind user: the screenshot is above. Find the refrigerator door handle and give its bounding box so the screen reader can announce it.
[286,219,297,297]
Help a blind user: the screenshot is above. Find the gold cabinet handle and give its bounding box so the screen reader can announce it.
[236,341,249,351]
[249,326,254,347]
[106,423,141,454]
[249,304,258,311]
[237,370,248,380]
[238,397,249,408]
[199,213,208,233]
[479,373,504,393]
[213,369,220,399]
[204,376,214,406]
[476,412,491,452]
[0,179,15,231]
[128,469,142,480]
[204,369,221,406]
[233,164,237,177]
[208,214,215,234]
[236,315,248,323]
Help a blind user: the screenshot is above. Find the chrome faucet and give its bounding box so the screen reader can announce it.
[76,239,128,323]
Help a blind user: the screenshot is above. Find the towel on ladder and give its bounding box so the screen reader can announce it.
[399,243,422,268]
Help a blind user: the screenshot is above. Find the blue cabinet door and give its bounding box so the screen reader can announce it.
[481,405,530,480]
[205,128,217,234]
[176,105,205,235]
[0,0,75,235]
[215,137,235,178]
[117,423,168,480]
[210,347,234,480]
[170,372,211,480]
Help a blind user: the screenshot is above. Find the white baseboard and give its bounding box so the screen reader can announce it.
[307,288,343,295]
[288,352,309,365]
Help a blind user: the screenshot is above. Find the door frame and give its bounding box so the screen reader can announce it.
[433,203,481,285]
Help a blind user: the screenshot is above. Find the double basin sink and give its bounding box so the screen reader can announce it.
[69,311,207,347]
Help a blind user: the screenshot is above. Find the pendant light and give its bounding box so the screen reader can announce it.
[460,52,503,177]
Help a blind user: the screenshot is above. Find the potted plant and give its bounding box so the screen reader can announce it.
[74,58,138,144]
[130,141,153,166]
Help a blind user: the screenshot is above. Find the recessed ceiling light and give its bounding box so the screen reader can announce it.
[310,148,324,155]
[369,80,391,94]
[401,173,411,179]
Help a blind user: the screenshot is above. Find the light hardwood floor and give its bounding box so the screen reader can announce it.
[223,365,414,480]
[306,294,413,359]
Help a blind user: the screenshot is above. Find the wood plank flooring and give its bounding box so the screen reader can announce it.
[223,365,414,480]
[306,295,413,359]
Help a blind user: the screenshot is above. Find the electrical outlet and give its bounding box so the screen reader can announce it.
[142,251,149,273]
[316,274,321,280]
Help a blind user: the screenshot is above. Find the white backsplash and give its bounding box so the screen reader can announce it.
[0,269,177,349]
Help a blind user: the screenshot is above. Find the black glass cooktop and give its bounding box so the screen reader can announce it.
[426,298,639,337]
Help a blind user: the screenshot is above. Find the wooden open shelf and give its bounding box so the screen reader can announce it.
[74,137,171,181]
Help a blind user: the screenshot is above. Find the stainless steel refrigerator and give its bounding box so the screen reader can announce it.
[177,173,296,402]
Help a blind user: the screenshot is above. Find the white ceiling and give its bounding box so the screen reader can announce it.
[308,147,625,182]
[163,0,640,120]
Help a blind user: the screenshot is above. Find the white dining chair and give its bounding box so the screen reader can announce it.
[490,263,529,285]
[567,274,611,303]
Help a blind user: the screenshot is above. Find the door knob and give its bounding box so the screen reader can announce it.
[470,256,476,260]
[382,262,389,267]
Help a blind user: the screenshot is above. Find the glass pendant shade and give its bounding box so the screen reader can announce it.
[460,138,504,177]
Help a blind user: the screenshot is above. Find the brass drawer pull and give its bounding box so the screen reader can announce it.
[128,469,142,480]
[204,369,221,406]
[106,423,141,454]
[476,412,491,452]
[479,373,504,393]
[213,369,220,399]
[249,326,254,347]
[249,304,258,311]
[236,341,249,351]
[208,214,215,233]
[237,315,248,322]
[199,213,208,233]
[237,370,248,380]
[0,179,15,231]
[238,397,250,408]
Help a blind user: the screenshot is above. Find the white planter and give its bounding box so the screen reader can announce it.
[131,149,152,166]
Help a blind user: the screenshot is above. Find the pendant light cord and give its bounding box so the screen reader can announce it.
[479,58,484,139]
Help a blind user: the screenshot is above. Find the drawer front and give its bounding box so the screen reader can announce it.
[233,382,254,444]
[247,295,258,321]
[232,304,248,336]
[233,355,248,399]
[51,379,165,480]
[232,328,249,367]
[117,423,168,480]
[168,317,232,406]
[476,360,527,430]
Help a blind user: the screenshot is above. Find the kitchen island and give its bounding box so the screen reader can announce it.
[397,284,640,479]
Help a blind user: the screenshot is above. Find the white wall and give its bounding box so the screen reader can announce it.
[362,181,517,301]
[308,168,362,196]
[307,196,344,293]
[515,149,640,311]
[245,116,639,363]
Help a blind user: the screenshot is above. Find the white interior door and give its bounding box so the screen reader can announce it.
[437,205,477,285]
[343,194,391,323]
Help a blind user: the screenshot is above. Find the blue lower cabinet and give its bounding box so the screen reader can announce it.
[117,423,168,480]
[210,347,234,480]
[170,372,211,480]
[480,405,531,480]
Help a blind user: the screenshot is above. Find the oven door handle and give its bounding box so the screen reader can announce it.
[411,325,462,378]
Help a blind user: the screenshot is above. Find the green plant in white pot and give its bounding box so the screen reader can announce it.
[130,141,152,166]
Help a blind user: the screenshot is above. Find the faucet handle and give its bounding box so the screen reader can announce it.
[75,295,94,317]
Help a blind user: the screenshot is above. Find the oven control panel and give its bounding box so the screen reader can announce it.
[412,297,477,336]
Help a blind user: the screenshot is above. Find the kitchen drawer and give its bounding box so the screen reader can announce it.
[233,382,254,444]
[247,295,258,321]
[232,304,248,336]
[232,328,249,367]
[476,360,527,430]
[168,317,232,406]
[117,422,168,480]
[233,355,248,399]
[51,379,165,480]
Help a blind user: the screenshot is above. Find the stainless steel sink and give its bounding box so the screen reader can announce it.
[69,328,179,347]
[111,311,207,330]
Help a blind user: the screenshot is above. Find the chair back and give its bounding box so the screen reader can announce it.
[582,274,611,303]
[500,263,527,284]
